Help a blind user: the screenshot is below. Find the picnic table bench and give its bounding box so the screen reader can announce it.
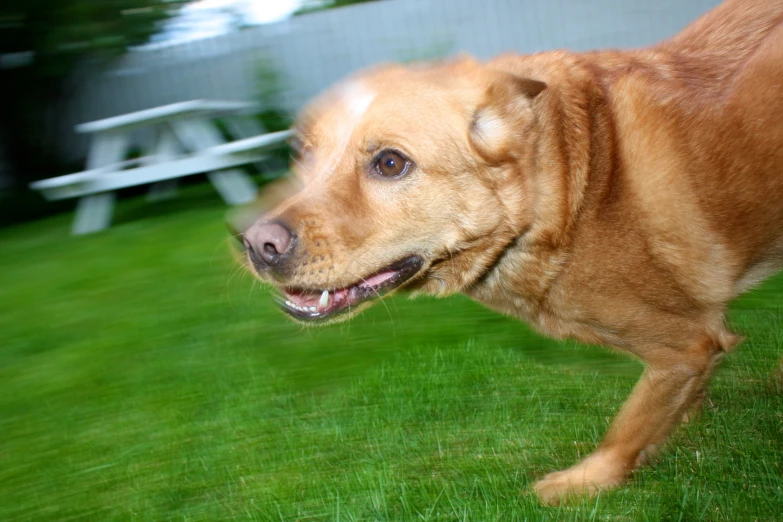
[30,100,292,235]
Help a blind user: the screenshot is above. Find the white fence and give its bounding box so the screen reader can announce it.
[58,0,722,162]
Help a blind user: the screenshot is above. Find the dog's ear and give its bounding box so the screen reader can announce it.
[469,73,546,163]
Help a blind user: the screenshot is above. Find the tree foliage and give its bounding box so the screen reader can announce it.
[0,0,186,183]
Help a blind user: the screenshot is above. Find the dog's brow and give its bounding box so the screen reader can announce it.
[343,83,375,117]
[309,81,376,181]
[365,141,380,153]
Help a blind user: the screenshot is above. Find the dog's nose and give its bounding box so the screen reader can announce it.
[243,221,295,267]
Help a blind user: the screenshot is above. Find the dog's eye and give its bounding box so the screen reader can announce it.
[373,150,410,178]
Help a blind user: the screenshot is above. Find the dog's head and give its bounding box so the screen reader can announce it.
[243,57,548,323]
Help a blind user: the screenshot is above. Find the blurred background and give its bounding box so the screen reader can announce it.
[1,0,720,205]
[4,1,783,520]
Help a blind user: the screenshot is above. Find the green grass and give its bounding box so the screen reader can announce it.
[1,182,781,521]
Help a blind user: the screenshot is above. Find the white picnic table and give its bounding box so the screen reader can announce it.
[30,99,292,235]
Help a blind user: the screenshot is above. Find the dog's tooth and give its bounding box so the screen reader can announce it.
[308,306,317,312]
[319,290,329,307]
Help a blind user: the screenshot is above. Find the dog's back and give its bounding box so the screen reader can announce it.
[663,0,783,64]
[606,0,783,298]
[675,0,783,292]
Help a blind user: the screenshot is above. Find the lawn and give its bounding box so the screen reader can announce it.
[1,183,781,521]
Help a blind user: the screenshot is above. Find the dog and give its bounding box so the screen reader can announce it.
[241,0,783,504]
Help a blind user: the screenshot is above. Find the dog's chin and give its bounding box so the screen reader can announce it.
[274,255,424,324]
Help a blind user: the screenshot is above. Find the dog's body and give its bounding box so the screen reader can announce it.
[243,0,783,503]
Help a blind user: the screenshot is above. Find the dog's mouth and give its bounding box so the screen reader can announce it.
[277,255,424,322]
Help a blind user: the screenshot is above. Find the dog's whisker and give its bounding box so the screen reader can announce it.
[358,275,396,326]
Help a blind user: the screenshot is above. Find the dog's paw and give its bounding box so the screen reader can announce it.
[682,391,713,424]
[533,452,627,506]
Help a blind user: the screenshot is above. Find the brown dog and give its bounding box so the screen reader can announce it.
[242,0,783,504]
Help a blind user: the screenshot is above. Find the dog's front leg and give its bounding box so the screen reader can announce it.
[533,336,726,505]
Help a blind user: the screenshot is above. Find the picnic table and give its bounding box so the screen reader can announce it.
[30,100,292,235]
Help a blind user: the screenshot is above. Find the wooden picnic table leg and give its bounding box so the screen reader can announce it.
[72,131,127,235]
[145,126,180,202]
[222,115,270,174]
[171,119,258,205]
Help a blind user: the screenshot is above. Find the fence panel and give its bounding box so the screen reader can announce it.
[58,0,721,162]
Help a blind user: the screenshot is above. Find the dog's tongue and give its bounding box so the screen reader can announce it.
[285,268,400,311]
[331,269,397,306]
[359,269,397,288]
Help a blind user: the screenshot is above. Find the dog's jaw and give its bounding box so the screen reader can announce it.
[276,255,424,323]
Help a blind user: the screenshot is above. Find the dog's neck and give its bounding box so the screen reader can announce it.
[462,52,623,334]
[461,46,756,341]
